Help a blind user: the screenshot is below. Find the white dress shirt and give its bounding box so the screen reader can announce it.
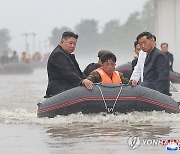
[130,50,147,82]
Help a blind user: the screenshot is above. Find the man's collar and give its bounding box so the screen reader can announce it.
[147,46,156,55]
[59,44,70,55]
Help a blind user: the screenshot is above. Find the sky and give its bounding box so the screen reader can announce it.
[0,0,148,54]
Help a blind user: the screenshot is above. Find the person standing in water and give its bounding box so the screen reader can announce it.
[45,31,93,97]
[133,32,170,95]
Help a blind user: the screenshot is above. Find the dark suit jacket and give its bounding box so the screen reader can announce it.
[165,51,174,71]
[45,45,84,97]
[83,62,101,77]
[131,58,138,71]
[141,47,170,95]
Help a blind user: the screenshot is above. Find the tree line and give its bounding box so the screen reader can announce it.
[49,0,155,56]
[0,0,154,56]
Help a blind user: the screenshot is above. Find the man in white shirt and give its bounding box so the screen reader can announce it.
[130,50,146,84]
[130,32,170,95]
[130,35,156,86]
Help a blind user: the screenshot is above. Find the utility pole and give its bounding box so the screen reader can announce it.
[38,41,42,53]
[21,33,29,53]
[29,33,36,53]
[44,39,47,53]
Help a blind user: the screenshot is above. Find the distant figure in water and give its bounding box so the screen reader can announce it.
[83,50,112,77]
[20,52,31,63]
[32,52,42,62]
[10,51,19,63]
[0,50,10,65]
[160,43,174,71]
[45,31,93,98]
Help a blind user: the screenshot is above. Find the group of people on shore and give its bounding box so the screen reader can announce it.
[0,50,50,66]
[45,31,174,98]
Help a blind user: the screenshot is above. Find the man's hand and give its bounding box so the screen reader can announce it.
[82,79,94,90]
[129,79,138,87]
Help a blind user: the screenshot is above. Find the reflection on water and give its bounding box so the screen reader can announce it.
[46,122,173,140]
[1,69,180,154]
[45,121,176,153]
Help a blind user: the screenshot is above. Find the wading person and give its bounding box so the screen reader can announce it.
[133,32,170,95]
[130,35,156,85]
[160,43,174,71]
[45,31,93,97]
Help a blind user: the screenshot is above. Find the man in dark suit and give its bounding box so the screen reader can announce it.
[136,32,170,95]
[45,31,93,97]
[161,43,174,71]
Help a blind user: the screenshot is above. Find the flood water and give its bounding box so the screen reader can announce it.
[0,68,180,154]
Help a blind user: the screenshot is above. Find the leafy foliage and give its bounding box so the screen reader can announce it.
[49,26,72,48]
[74,19,100,53]
[49,0,155,55]
[0,29,11,55]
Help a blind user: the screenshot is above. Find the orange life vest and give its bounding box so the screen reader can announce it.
[96,68,122,84]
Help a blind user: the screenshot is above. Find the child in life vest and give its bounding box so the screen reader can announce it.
[85,52,129,84]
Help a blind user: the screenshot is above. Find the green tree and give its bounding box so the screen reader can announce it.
[117,0,155,53]
[75,19,100,54]
[140,0,155,33]
[0,29,11,55]
[48,0,155,56]
[49,26,71,47]
[119,12,144,52]
[101,19,121,50]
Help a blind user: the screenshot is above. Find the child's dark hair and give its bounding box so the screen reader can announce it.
[101,52,116,63]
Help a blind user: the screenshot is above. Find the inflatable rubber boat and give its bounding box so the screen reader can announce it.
[37,84,180,118]
[0,63,34,75]
[116,62,180,83]
[116,62,132,79]
[31,61,46,68]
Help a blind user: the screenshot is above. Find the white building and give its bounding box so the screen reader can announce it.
[154,0,180,71]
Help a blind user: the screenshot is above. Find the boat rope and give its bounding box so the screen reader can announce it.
[96,84,123,113]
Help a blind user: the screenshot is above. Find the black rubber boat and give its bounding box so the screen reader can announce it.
[116,62,180,83]
[37,84,180,118]
[115,62,132,79]
[31,61,46,68]
[0,63,34,75]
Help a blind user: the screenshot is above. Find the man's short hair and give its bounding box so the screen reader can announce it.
[62,31,78,40]
[101,52,116,63]
[136,31,153,41]
[161,43,168,47]
[98,50,112,59]
[152,35,156,42]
